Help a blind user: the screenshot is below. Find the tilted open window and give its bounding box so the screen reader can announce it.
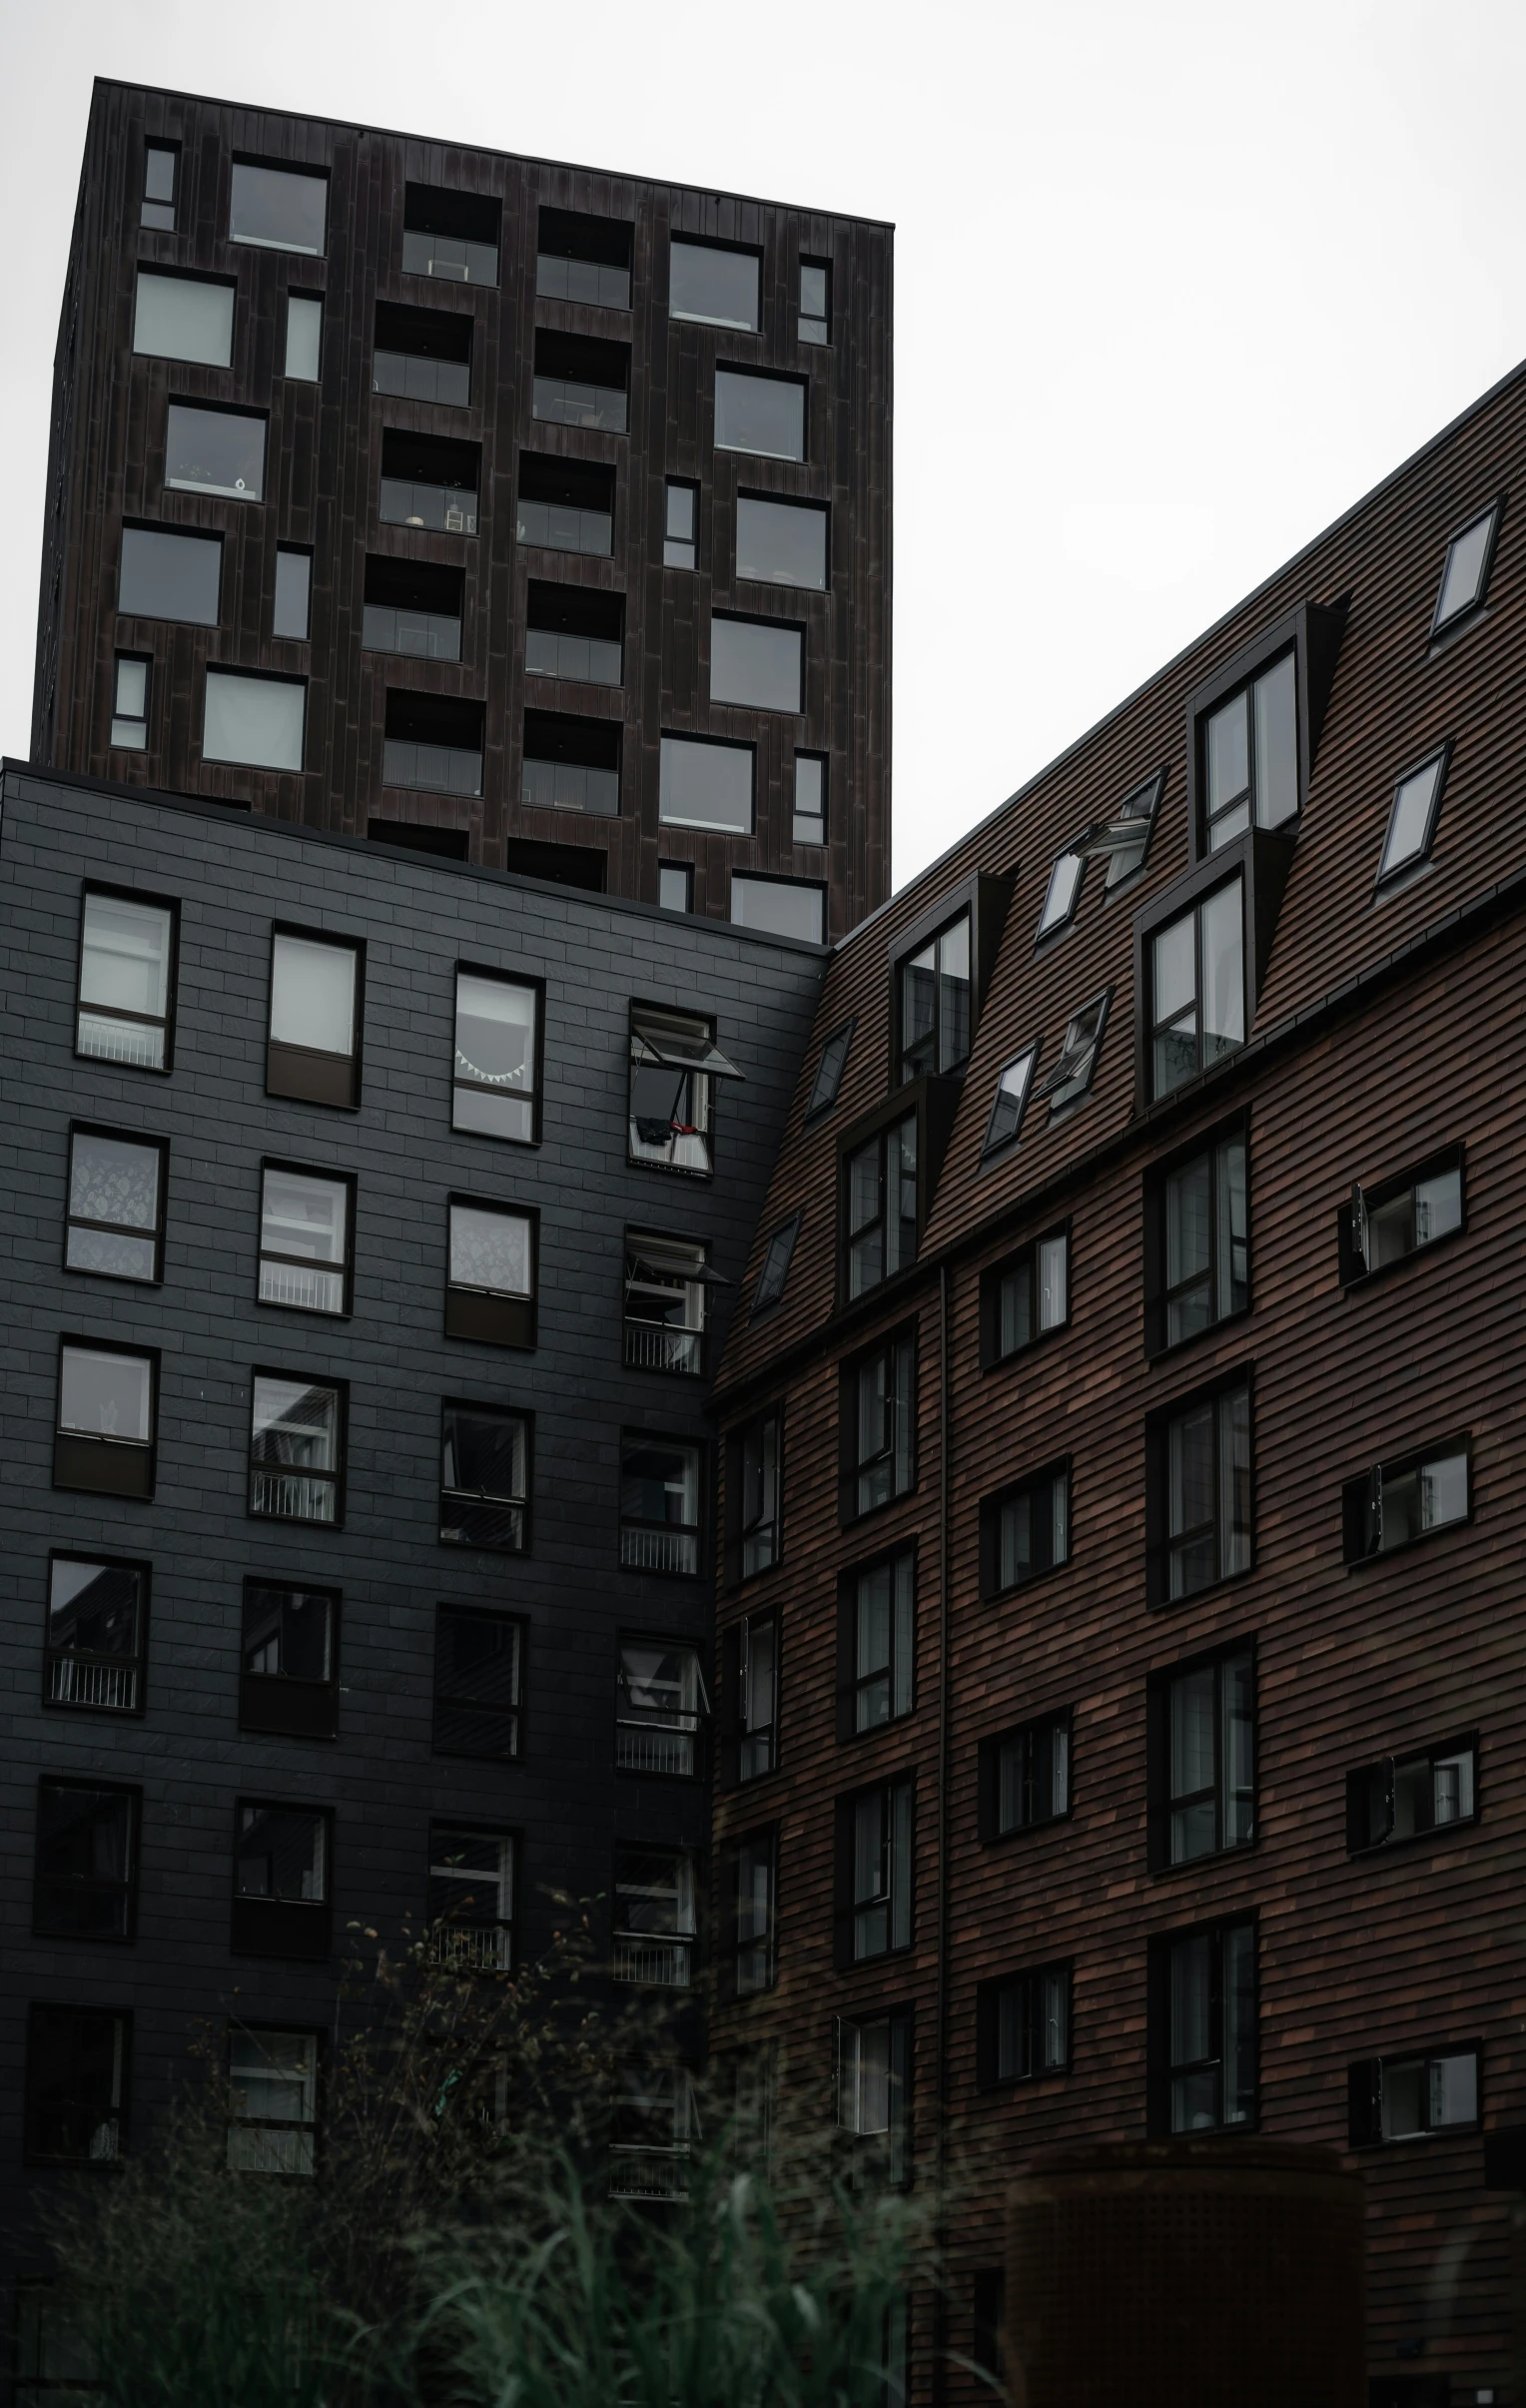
[628,1006,742,1178]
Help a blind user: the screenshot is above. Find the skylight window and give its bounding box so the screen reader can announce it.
[1376,745,1450,888]
[751,1212,801,1319]
[1069,768,1166,890]
[805,1020,854,1123]
[982,1046,1038,1158]
[1036,851,1084,942]
[1033,996,1109,1120]
[1430,502,1502,640]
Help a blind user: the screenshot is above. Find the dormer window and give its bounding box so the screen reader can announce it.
[1430,501,1502,641]
[1202,651,1297,851]
[1036,852,1084,943]
[1148,881,1243,1102]
[898,914,970,1082]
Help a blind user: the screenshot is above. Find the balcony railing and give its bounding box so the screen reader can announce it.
[259,1261,345,1313]
[611,1936,692,1988]
[379,477,477,535]
[251,1471,336,1523]
[382,739,482,799]
[622,1322,701,1375]
[521,758,619,818]
[614,1721,697,1778]
[619,1526,699,1576]
[537,254,631,310]
[532,377,627,434]
[428,1922,511,1973]
[525,629,621,686]
[516,499,612,558]
[363,604,462,663]
[608,2144,690,2201]
[47,1655,138,1711]
[373,351,470,407]
[401,228,498,287]
[77,1014,162,1070]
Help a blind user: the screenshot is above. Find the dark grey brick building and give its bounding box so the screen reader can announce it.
[0,760,824,2252]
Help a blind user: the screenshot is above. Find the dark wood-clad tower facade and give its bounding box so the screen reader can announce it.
[711,358,1526,2393]
[32,81,892,939]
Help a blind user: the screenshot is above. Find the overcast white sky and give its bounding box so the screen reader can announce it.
[2,0,1524,888]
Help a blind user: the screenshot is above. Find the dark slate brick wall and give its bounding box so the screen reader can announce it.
[0,762,824,2254]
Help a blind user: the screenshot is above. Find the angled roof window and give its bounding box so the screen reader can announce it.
[982,1045,1039,1158]
[751,1212,802,1319]
[630,1009,743,1082]
[1430,501,1503,641]
[805,1020,854,1124]
[1070,769,1166,891]
[1033,994,1109,1120]
[1376,744,1451,890]
[1036,851,1084,942]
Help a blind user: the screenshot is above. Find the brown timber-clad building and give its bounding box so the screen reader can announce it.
[710,355,1526,2399]
[32,80,892,940]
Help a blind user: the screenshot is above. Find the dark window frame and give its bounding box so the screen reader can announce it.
[239,1578,342,1742]
[1033,988,1112,1123]
[717,1607,781,1790]
[231,1798,334,1961]
[1034,846,1086,947]
[841,1106,919,1303]
[975,1960,1074,2088]
[615,1632,709,1781]
[256,1158,356,1319]
[265,924,365,1113]
[64,1121,169,1287]
[1145,1637,1258,1876]
[978,1040,1041,1163]
[1373,739,1453,894]
[893,907,973,1085]
[53,1335,159,1502]
[111,648,153,750]
[833,1774,916,1971]
[226,2020,324,2175]
[627,1000,740,1182]
[432,1602,526,1763]
[427,1821,518,1975]
[720,1823,779,2003]
[798,255,832,344]
[623,1227,712,1378]
[44,1550,150,1719]
[839,1324,919,1527]
[805,1020,856,1127]
[711,363,808,461]
[1348,2041,1483,2148]
[977,1709,1073,1844]
[1096,766,1168,898]
[1341,1434,1473,1566]
[1345,1728,1479,1857]
[75,882,180,1077]
[1428,494,1505,647]
[33,1776,141,1944]
[1131,833,1295,1113]
[247,1365,349,1531]
[117,517,224,626]
[1338,1142,1466,1289]
[23,2004,131,2168]
[1144,1364,1255,1609]
[439,1398,533,1555]
[725,1404,784,1588]
[1143,1113,1251,1359]
[834,2004,912,2189]
[451,961,544,1149]
[978,1458,1072,1601]
[444,1194,538,1349]
[1146,1912,1258,2138]
[618,1429,706,1579]
[836,1545,917,1745]
[141,137,179,229]
[750,1210,802,1321]
[1183,600,1346,867]
[610,1844,702,1991]
[979,1221,1071,1368]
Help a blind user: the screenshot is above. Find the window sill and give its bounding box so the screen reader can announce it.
[977,2066,1073,2094]
[982,1560,1073,1606]
[839,1712,919,1750]
[1144,1302,1251,1366]
[1148,1563,1255,1614]
[982,1813,1073,1848]
[1344,1517,1474,1571]
[1349,2123,1481,2151]
[1340,1226,1465,1292]
[1149,1837,1259,1881]
[1347,1817,1479,1861]
[840,1487,920,1533]
[983,1316,1073,1373]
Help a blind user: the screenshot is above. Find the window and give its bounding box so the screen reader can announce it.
[845,1332,916,1519]
[625,1232,710,1374]
[616,1639,707,1776]
[141,141,177,229]
[229,161,327,255]
[536,206,631,309]
[525,579,622,685]
[228,2030,318,2175]
[451,970,538,1145]
[664,480,697,569]
[517,452,614,556]
[840,1552,914,1738]
[521,709,621,816]
[440,1403,530,1551]
[715,371,805,461]
[111,654,149,749]
[1036,850,1084,941]
[55,1342,156,1500]
[1146,1127,1248,1352]
[619,1434,702,1574]
[609,2061,699,2201]
[794,753,828,845]
[45,1554,148,1715]
[77,888,176,1072]
[382,690,482,796]
[433,1606,522,1760]
[249,1373,345,1526]
[532,329,628,433]
[446,1200,536,1347]
[977,1965,1071,2085]
[1431,500,1502,640]
[204,671,306,773]
[240,1582,340,1741]
[1148,1645,1254,1870]
[14,2284,101,2403]
[1081,767,1166,891]
[807,1022,853,1123]
[285,294,322,381]
[24,2006,128,2164]
[273,549,312,641]
[732,875,825,943]
[981,1227,1068,1363]
[1375,744,1451,887]
[628,1004,741,1176]
[373,300,471,406]
[34,1780,138,1941]
[1149,879,1244,1101]
[1200,651,1297,850]
[726,1830,777,1997]
[838,1778,913,1964]
[233,1803,332,1959]
[711,615,803,714]
[1347,1732,1477,1854]
[980,1462,1070,1596]
[1349,2047,1479,2146]
[799,258,831,344]
[612,1850,698,1987]
[65,1126,166,1283]
[267,930,362,1109]
[382,428,479,534]
[720,1609,779,1784]
[165,401,265,500]
[402,183,500,286]
[133,271,233,367]
[978,1046,1038,1162]
[1149,1917,1256,2134]
[1343,1440,1470,1561]
[1032,991,1110,1119]
[118,525,221,624]
[670,240,759,331]
[836,2011,910,2185]
[979,1712,1071,1841]
[1149,1374,1251,1603]
[658,863,693,913]
[727,1408,782,1581]
[659,734,755,834]
[751,1212,801,1318]
[428,1826,515,1971]
[258,1164,352,1315]
[1342,1148,1463,1282]
[898,913,970,1080]
[845,1112,918,1298]
[736,496,827,590]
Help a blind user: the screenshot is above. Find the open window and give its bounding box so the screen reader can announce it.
[750,1212,801,1319]
[1430,499,1503,642]
[1346,1731,1477,1855]
[1340,1146,1464,1285]
[628,1005,742,1177]
[1035,851,1084,943]
[439,1403,530,1553]
[1349,2046,1479,2146]
[1067,768,1166,892]
[1342,1439,1470,1562]
[806,1020,855,1125]
[45,1554,148,1715]
[616,1639,708,1776]
[240,1582,340,1740]
[624,1232,714,1374]
[980,1047,1039,1161]
[1032,992,1110,1119]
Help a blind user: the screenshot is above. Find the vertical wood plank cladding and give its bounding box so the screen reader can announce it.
[713,363,1526,2392]
[37,80,891,936]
